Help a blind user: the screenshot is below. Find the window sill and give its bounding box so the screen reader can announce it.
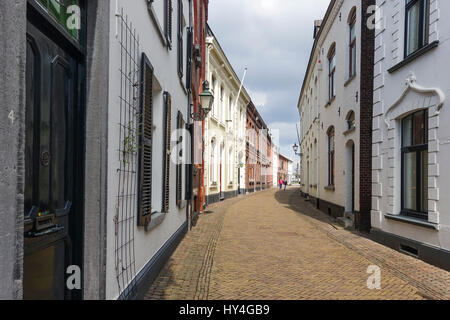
[388,41,439,74]
[179,77,187,94]
[145,211,166,232]
[343,127,356,136]
[344,75,356,87]
[385,214,439,230]
[324,185,335,191]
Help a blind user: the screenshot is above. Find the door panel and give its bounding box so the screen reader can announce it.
[24,21,79,300]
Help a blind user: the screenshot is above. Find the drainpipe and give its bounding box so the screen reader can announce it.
[316,49,322,209]
[187,0,193,230]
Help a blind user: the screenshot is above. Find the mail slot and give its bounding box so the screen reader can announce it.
[35,214,56,232]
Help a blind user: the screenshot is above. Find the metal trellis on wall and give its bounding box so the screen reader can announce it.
[114,7,140,300]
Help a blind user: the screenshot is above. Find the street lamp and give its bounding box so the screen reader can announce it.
[293,143,302,156]
[191,80,214,121]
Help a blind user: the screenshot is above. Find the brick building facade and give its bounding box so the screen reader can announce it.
[191,0,209,220]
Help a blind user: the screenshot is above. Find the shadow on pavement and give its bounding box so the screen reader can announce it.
[274,187,341,228]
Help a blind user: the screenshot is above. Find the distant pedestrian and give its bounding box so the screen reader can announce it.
[283,179,288,190]
[279,179,283,190]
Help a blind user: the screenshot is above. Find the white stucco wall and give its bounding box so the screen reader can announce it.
[272,145,279,186]
[204,33,250,198]
[372,0,450,251]
[105,0,190,300]
[299,0,361,213]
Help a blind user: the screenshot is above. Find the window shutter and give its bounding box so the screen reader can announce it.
[165,0,173,48]
[138,53,154,227]
[162,92,172,213]
[186,27,193,90]
[185,123,194,201]
[177,0,183,78]
[176,111,185,207]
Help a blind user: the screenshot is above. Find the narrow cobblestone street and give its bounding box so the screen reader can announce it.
[145,188,450,300]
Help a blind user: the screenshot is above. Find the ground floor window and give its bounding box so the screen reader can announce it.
[401,109,428,219]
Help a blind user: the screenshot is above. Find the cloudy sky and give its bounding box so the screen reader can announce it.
[208,0,330,162]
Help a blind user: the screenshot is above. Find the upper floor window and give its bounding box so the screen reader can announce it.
[211,75,217,116]
[405,0,430,57]
[401,109,428,219]
[164,0,173,48]
[177,0,184,78]
[348,8,357,78]
[346,110,356,130]
[328,44,336,101]
[327,127,335,186]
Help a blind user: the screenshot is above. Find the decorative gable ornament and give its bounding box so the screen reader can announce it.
[384,72,445,127]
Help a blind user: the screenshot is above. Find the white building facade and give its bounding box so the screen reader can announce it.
[298,0,374,230]
[272,144,280,186]
[371,0,450,270]
[102,0,192,299]
[204,25,249,204]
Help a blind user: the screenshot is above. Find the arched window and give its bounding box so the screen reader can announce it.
[348,7,357,78]
[211,75,217,116]
[346,110,356,130]
[210,138,216,183]
[327,127,335,186]
[328,43,336,101]
[229,147,233,183]
[220,86,225,121]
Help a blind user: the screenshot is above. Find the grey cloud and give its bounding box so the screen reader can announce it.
[209,0,330,160]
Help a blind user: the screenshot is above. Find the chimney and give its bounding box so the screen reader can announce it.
[313,20,322,39]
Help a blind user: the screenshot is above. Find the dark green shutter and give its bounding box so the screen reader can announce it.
[176,111,185,207]
[162,92,172,213]
[177,0,183,78]
[165,0,173,48]
[138,53,154,227]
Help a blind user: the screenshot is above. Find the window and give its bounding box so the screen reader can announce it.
[328,44,336,101]
[229,96,233,123]
[346,110,356,130]
[229,148,233,183]
[401,109,428,219]
[186,27,193,89]
[210,139,216,183]
[211,75,217,116]
[176,111,185,208]
[162,92,172,213]
[327,127,335,186]
[177,0,183,78]
[37,0,81,40]
[405,0,429,57]
[164,0,173,48]
[348,8,357,78]
[220,86,224,121]
[137,53,154,227]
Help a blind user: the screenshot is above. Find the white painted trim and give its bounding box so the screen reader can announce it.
[384,72,445,127]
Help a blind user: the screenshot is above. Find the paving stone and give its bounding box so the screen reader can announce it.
[144,188,450,300]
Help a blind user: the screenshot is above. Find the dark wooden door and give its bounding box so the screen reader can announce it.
[24,21,81,300]
[238,167,241,194]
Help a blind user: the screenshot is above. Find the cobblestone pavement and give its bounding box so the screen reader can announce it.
[145,188,450,300]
